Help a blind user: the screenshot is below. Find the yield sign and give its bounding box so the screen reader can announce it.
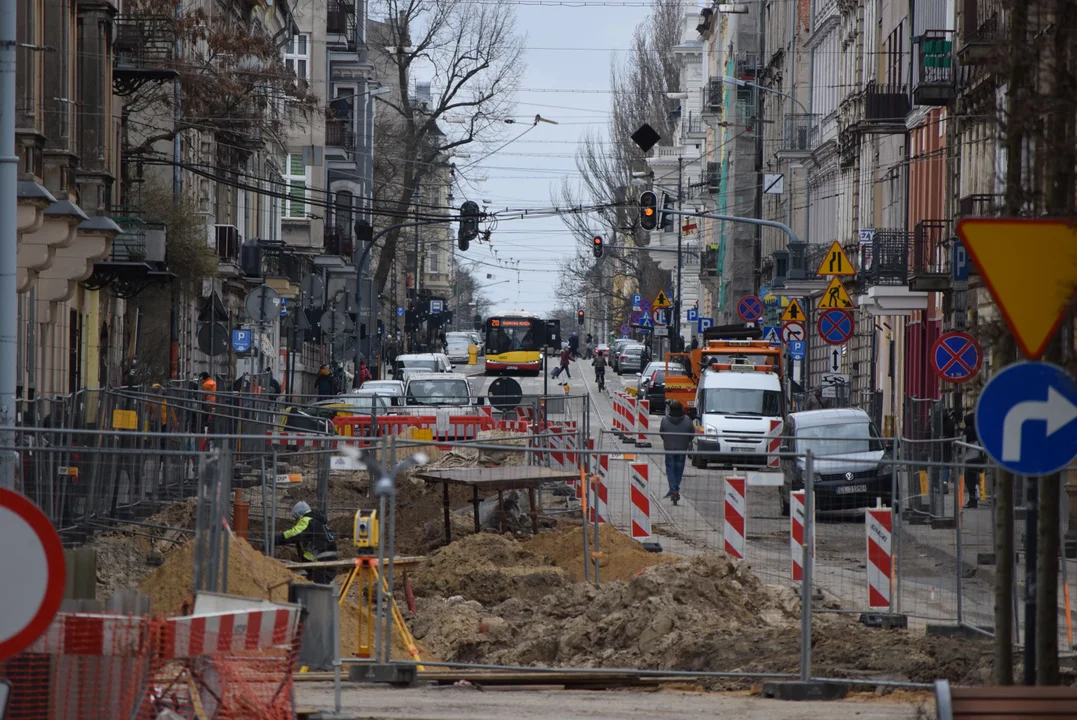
[931,331,982,383]
[956,218,1077,360]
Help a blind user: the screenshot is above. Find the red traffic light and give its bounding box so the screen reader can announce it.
[576,310,585,325]
[592,235,603,258]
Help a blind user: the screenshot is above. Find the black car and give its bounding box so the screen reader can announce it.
[636,361,688,414]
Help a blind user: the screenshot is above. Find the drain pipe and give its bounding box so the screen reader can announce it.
[0,0,18,489]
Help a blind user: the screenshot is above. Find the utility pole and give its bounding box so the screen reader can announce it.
[0,0,15,488]
[674,158,683,346]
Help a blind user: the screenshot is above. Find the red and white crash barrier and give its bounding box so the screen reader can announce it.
[630,462,651,539]
[162,607,301,658]
[563,421,579,469]
[636,398,651,447]
[624,395,639,445]
[768,419,782,468]
[866,507,893,608]
[790,490,815,581]
[29,613,147,655]
[723,476,746,560]
[266,432,335,447]
[548,424,565,470]
[589,474,608,524]
[611,392,626,437]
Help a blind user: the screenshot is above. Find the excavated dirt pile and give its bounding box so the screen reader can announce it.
[411,533,567,604]
[410,552,993,686]
[524,523,675,582]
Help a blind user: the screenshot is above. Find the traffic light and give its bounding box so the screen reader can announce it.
[639,191,658,231]
[458,201,480,251]
[592,235,603,258]
[577,310,585,326]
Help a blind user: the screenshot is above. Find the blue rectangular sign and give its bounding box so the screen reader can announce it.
[686,308,699,322]
[232,329,252,353]
[697,317,714,333]
[789,339,806,360]
[952,239,969,282]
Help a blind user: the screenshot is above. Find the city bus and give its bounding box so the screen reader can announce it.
[484,311,545,375]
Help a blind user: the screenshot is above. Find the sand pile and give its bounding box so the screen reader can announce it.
[428,430,530,469]
[410,552,993,686]
[139,536,303,613]
[525,524,675,582]
[411,533,566,604]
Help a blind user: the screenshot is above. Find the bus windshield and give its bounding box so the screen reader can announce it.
[485,317,542,355]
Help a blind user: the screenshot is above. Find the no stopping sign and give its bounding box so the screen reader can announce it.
[0,489,65,661]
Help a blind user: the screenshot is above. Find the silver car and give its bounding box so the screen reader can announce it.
[616,344,647,374]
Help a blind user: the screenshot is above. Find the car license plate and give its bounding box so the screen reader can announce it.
[836,484,867,495]
[731,446,754,453]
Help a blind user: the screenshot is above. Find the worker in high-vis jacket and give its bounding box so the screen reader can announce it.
[274,501,339,584]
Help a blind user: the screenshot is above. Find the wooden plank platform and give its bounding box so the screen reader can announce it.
[283,555,424,570]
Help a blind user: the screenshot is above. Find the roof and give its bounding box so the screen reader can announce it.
[396,353,441,362]
[404,372,471,382]
[699,369,781,390]
[789,408,871,426]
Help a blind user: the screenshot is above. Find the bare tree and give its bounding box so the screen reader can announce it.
[554,0,683,325]
[121,0,318,166]
[369,0,525,291]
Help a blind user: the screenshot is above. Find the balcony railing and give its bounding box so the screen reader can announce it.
[326,118,355,150]
[959,0,1006,64]
[914,31,955,106]
[327,0,357,41]
[704,78,723,113]
[112,17,178,95]
[701,248,719,276]
[861,230,910,287]
[958,193,1003,218]
[780,114,817,154]
[862,82,910,129]
[909,220,952,291]
[682,111,706,139]
[706,161,720,194]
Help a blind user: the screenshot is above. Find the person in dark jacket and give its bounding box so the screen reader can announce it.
[275,501,339,584]
[558,346,572,382]
[963,411,981,508]
[316,365,335,396]
[659,399,694,505]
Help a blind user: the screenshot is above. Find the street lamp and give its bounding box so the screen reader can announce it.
[719,76,809,116]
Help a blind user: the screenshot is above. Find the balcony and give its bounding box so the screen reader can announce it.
[703,79,724,114]
[701,248,719,277]
[682,111,707,140]
[859,230,928,315]
[778,114,817,157]
[910,220,952,292]
[327,0,357,47]
[112,17,178,96]
[861,82,910,132]
[958,193,1003,218]
[959,0,1006,66]
[85,215,170,298]
[326,118,356,151]
[706,161,721,195]
[324,225,354,257]
[914,31,956,106]
[735,51,759,79]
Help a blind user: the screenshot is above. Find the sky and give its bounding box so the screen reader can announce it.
[453,1,652,317]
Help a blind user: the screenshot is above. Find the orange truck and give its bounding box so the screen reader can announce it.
[663,339,783,410]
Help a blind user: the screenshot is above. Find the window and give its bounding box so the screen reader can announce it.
[284,33,309,82]
[281,153,309,219]
[426,247,440,273]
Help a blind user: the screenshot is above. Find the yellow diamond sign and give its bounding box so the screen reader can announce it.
[818,277,855,310]
[956,218,1077,360]
[815,241,855,277]
[780,298,806,323]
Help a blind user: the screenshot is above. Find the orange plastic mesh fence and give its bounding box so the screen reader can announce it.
[0,610,302,720]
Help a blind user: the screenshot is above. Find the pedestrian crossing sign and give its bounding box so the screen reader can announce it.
[652,290,672,309]
[780,298,806,323]
[817,277,855,310]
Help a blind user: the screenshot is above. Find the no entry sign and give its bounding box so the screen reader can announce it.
[0,489,66,661]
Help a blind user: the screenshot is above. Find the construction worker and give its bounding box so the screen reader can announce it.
[275,501,339,584]
[316,365,335,396]
[198,372,217,434]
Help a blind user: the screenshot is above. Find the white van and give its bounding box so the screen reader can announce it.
[690,364,784,469]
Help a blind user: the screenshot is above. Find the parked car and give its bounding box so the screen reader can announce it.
[636,361,688,414]
[615,344,647,375]
[778,408,890,516]
[354,380,405,406]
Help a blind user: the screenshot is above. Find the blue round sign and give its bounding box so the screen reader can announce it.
[737,295,764,322]
[976,362,1077,476]
[816,309,854,345]
[931,331,982,383]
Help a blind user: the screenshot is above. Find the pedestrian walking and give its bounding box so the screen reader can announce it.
[963,410,982,508]
[358,360,373,386]
[659,399,694,505]
[316,365,335,396]
[558,346,572,383]
[568,333,579,359]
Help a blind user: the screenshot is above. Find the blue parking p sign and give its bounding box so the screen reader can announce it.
[789,339,806,360]
[232,329,252,353]
[687,308,698,322]
[697,317,714,333]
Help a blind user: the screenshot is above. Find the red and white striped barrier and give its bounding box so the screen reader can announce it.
[267,432,334,447]
[564,422,579,469]
[611,392,626,437]
[866,507,893,608]
[723,476,746,560]
[790,490,815,581]
[768,419,782,468]
[549,425,565,470]
[162,607,300,659]
[630,462,651,539]
[589,474,608,524]
[636,398,651,447]
[29,613,147,656]
[624,395,638,445]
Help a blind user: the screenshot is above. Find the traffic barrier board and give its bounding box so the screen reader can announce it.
[0,489,66,661]
[815,241,855,276]
[817,277,855,309]
[781,298,806,323]
[975,361,1077,476]
[817,309,854,345]
[956,218,1077,359]
[737,295,764,322]
[931,331,982,383]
